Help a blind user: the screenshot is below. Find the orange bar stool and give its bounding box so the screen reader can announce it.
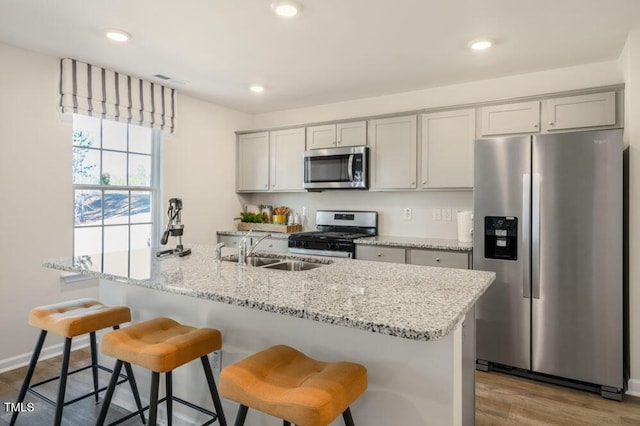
[220,345,368,426]
[96,317,227,426]
[11,298,143,426]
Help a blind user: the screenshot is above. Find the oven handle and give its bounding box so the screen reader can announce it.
[347,154,354,182]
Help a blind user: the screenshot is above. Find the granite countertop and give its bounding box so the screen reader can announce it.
[216,230,292,239]
[44,245,493,342]
[355,235,473,252]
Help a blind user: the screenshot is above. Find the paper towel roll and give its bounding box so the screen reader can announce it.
[457,210,474,243]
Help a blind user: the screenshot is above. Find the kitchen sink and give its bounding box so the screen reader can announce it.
[263,260,323,271]
[243,256,282,267]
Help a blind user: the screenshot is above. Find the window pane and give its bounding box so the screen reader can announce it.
[131,191,152,223]
[104,225,129,253]
[104,191,129,225]
[102,151,127,185]
[75,190,102,226]
[102,120,128,151]
[129,154,151,187]
[73,115,101,148]
[74,227,102,270]
[72,148,100,184]
[131,224,152,249]
[129,125,152,154]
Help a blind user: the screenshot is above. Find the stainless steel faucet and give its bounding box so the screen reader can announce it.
[238,231,272,265]
[247,233,272,257]
[215,242,225,263]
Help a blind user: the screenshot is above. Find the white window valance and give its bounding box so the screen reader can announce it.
[59,58,176,133]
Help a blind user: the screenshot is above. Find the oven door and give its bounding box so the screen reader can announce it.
[303,146,368,190]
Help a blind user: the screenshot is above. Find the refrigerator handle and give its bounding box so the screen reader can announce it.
[532,173,541,299]
[522,174,531,298]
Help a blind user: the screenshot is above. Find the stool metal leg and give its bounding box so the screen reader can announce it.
[201,355,227,426]
[234,404,248,426]
[96,359,123,426]
[122,361,146,424]
[166,371,173,426]
[149,371,160,426]
[342,407,355,426]
[90,331,100,403]
[54,337,72,426]
[10,330,47,426]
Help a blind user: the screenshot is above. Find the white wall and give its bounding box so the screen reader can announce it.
[620,30,640,395]
[0,42,251,370]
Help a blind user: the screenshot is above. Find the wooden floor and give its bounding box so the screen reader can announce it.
[1,348,640,425]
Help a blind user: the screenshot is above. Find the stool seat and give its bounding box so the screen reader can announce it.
[28,298,131,337]
[220,345,367,426]
[101,317,221,373]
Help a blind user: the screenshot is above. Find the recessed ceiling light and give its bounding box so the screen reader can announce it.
[105,29,131,42]
[250,85,265,93]
[271,1,303,18]
[469,39,492,51]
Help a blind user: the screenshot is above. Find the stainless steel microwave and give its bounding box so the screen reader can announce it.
[303,146,369,190]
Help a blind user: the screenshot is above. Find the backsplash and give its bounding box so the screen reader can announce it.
[238,190,473,239]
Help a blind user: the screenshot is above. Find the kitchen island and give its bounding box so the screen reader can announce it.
[45,245,494,425]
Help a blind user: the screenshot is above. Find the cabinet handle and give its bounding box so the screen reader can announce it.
[533,123,539,129]
[549,122,555,126]
[411,182,416,186]
[264,184,268,188]
[377,253,382,257]
[422,181,427,185]
[436,258,441,262]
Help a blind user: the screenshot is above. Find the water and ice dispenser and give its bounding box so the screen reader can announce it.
[484,216,518,260]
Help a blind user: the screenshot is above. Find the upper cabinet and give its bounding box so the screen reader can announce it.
[237,128,305,193]
[480,101,541,136]
[270,128,306,192]
[480,91,618,137]
[420,109,475,189]
[306,121,367,149]
[541,92,616,132]
[237,132,269,192]
[369,115,417,190]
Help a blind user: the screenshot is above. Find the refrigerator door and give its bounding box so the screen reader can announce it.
[532,129,622,388]
[474,136,531,370]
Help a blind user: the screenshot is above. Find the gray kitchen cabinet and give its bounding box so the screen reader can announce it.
[480,101,541,136]
[420,109,475,189]
[270,127,305,191]
[541,91,616,132]
[306,121,367,149]
[369,115,418,190]
[355,245,406,263]
[217,234,244,249]
[237,132,269,191]
[217,234,289,253]
[407,249,470,269]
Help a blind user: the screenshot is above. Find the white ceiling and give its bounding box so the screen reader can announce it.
[1,0,640,114]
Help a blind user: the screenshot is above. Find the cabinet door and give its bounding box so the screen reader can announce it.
[420,109,475,189]
[270,128,305,191]
[480,101,540,136]
[306,124,336,149]
[253,237,289,253]
[542,92,616,132]
[408,249,470,269]
[369,115,417,190]
[237,132,269,192]
[356,245,406,263]
[337,121,367,147]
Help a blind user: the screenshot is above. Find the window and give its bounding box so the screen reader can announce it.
[72,114,162,273]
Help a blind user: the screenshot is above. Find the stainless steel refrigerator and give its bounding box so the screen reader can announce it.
[473,129,624,400]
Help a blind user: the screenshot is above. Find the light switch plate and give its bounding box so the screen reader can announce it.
[443,208,452,221]
[432,208,442,221]
[403,208,412,221]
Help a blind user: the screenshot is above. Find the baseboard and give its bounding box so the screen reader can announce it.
[0,336,89,374]
[627,378,640,397]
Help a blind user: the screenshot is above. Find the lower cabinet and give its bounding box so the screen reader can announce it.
[355,245,406,263]
[407,249,470,269]
[356,244,470,269]
[216,235,289,253]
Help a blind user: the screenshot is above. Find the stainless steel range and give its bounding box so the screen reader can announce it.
[288,210,377,258]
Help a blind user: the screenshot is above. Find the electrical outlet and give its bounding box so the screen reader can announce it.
[443,207,452,221]
[209,350,222,373]
[302,206,308,217]
[403,208,412,221]
[432,208,442,221]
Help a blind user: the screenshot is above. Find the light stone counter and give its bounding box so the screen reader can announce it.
[216,230,293,239]
[356,235,473,252]
[44,244,493,341]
